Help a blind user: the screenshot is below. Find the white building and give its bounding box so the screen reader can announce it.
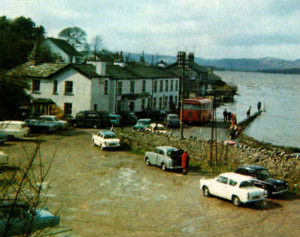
[8,61,180,119]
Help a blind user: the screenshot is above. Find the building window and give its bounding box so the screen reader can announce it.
[165,80,169,91]
[159,97,162,109]
[153,80,158,92]
[153,97,157,109]
[190,72,196,80]
[64,103,72,115]
[130,81,135,94]
[65,81,73,94]
[175,96,178,106]
[94,104,97,111]
[117,81,122,95]
[142,80,146,93]
[104,80,108,95]
[164,96,168,107]
[160,80,163,92]
[175,80,179,91]
[32,79,40,92]
[170,80,174,91]
[141,99,145,111]
[53,80,58,94]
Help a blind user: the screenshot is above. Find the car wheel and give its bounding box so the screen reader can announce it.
[145,158,151,166]
[232,196,241,206]
[161,163,167,171]
[203,186,210,197]
[93,140,96,146]
[100,143,104,150]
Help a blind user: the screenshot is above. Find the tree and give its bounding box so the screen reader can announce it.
[58,27,87,50]
[0,16,46,70]
[0,72,30,120]
[91,35,104,60]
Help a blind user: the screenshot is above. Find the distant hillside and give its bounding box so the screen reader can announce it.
[115,52,300,72]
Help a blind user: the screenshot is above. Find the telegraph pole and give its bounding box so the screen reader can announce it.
[177,51,186,139]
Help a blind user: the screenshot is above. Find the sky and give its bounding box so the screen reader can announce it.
[1,0,300,60]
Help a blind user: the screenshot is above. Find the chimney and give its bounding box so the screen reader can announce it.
[188,52,194,63]
[94,61,106,76]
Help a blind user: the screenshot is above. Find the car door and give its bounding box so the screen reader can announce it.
[156,149,165,166]
[213,176,229,199]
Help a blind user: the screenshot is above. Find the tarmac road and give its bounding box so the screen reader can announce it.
[1,128,299,236]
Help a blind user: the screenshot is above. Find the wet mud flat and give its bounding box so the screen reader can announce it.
[1,129,299,236]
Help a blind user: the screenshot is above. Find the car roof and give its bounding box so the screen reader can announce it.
[138,118,151,121]
[156,146,178,151]
[0,120,26,124]
[99,130,116,135]
[237,165,267,171]
[39,115,56,118]
[219,172,257,182]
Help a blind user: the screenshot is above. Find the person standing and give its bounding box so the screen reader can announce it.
[227,111,232,123]
[223,109,228,123]
[247,106,251,118]
[181,150,190,175]
[257,101,262,111]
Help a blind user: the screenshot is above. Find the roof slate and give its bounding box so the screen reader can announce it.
[47,37,82,57]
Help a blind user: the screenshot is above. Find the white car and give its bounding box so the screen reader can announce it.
[38,115,68,129]
[200,172,266,206]
[0,121,29,139]
[92,130,120,150]
[145,123,168,134]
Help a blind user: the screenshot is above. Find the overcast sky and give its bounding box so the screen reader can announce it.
[1,0,300,60]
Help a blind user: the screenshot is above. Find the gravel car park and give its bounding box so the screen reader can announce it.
[0,128,299,236]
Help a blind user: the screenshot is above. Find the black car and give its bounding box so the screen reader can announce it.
[72,111,111,128]
[117,111,137,125]
[235,165,288,197]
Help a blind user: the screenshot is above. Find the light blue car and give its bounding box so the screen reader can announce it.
[133,118,151,130]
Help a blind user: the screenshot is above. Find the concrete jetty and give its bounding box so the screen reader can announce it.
[238,110,262,128]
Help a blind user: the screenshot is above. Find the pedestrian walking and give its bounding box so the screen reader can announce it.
[223,109,228,123]
[257,101,262,111]
[246,106,251,118]
[181,150,190,175]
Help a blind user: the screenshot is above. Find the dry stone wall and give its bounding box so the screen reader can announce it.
[118,129,300,184]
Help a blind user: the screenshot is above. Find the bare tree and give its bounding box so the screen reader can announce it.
[91,35,104,60]
[0,140,68,236]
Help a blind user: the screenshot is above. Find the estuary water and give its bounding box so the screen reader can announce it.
[215,71,300,148]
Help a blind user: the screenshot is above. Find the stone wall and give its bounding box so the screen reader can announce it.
[118,129,300,184]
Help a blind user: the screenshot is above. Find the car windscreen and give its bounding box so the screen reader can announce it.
[138,120,149,125]
[169,115,179,120]
[104,134,117,139]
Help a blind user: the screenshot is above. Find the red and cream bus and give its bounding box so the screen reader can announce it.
[181,97,213,123]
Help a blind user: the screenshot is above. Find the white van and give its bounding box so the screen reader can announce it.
[0,121,30,139]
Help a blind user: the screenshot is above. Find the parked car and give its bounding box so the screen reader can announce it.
[199,172,267,206]
[0,151,9,164]
[92,130,120,150]
[0,121,29,139]
[133,118,151,130]
[234,165,288,197]
[109,114,122,126]
[25,119,58,133]
[38,115,68,129]
[0,200,60,236]
[72,111,111,128]
[150,109,168,121]
[117,111,137,125]
[0,132,7,144]
[145,123,168,134]
[144,146,183,171]
[164,114,180,128]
